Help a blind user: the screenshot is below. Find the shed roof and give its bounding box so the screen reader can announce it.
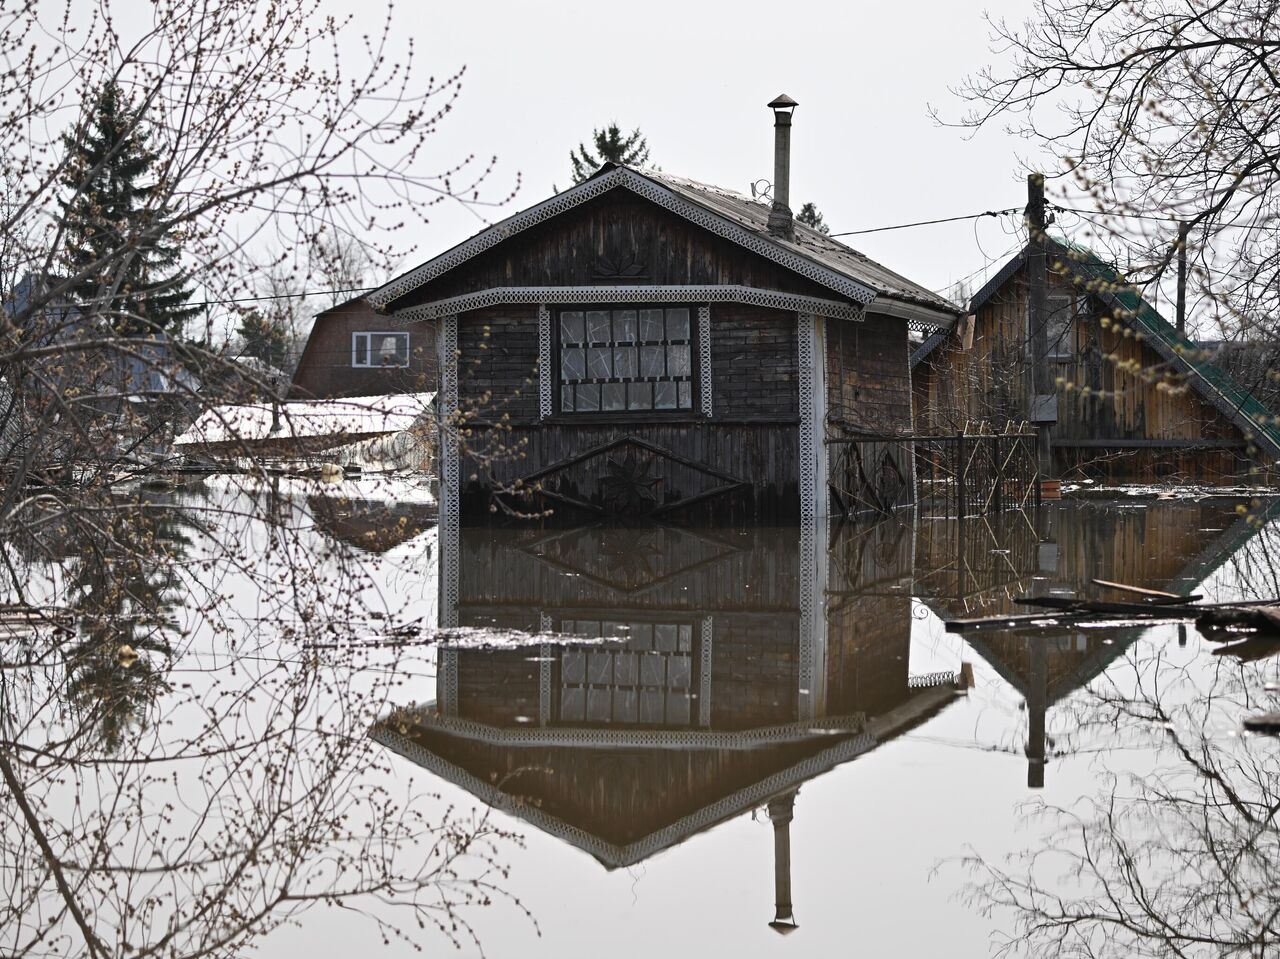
[369,164,961,327]
[912,240,1280,459]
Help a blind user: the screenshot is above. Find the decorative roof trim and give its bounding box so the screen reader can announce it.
[367,167,880,310]
[867,295,957,333]
[371,722,878,869]
[370,680,960,869]
[401,712,868,750]
[391,285,865,323]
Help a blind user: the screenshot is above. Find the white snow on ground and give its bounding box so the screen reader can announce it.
[174,392,435,446]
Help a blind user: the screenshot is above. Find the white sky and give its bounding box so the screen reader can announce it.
[375,0,1045,302]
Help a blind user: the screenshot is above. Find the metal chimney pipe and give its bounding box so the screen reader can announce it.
[767,94,798,241]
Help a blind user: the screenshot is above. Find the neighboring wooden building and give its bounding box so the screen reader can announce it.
[365,99,961,523]
[912,240,1280,481]
[289,295,438,399]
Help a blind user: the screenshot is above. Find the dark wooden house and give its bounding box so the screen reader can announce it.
[289,295,438,400]
[365,98,962,524]
[912,240,1280,481]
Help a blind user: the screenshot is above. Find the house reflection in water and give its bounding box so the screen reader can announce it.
[913,499,1271,787]
[372,521,966,930]
[368,499,1269,927]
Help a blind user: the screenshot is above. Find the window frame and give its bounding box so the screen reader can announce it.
[351,330,411,369]
[552,304,702,418]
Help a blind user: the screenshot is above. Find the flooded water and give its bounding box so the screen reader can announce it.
[5,480,1280,958]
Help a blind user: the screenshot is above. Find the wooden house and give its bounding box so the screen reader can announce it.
[289,295,438,400]
[912,240,1280,481]
[363,97,962,523]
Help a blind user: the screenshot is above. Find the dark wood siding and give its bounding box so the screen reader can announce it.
[290,298,437,399]
[913,270,1258,481]
[394,193,850,308]
[453,304,803,521]
[827,313,913,435]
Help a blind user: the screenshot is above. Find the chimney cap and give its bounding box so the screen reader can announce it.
[768,93,799,111]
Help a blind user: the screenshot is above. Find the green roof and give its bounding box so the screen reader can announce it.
[955,239,1280,460]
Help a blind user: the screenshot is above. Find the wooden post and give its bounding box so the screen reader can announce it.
[1175,221,1190,336]
[956,433,967,520]
[1027,175,1054,482]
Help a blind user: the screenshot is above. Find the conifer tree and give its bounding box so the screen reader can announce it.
[569,123,653,184]
[797,202,830,235]
[58,83,198,336]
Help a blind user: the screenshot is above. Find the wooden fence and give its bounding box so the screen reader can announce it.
[828,424,1040,518]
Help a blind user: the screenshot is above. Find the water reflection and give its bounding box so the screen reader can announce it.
[374,522,961,929]
[372,498,1272,938]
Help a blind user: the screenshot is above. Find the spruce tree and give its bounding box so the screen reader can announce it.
[797,202,830,235]
[569,123,653,184]
[58,83,198,336]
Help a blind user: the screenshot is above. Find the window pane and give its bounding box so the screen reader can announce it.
[628,381,653,410]
[561,384,575,412]
[679,624,693,651]
[561,348,585,380]
[640,654,665,686]
[614,310,637,343]
[678,381,692,409]
[666,691,690,725]
[602,383,626,410]
[614,652,638,685]
[654,624,677,652]
[640,309,664,341]
[666,308,690,339]
[588,652,612,684]
[353,335,368,365]
[613,347,637,379]
[667,344,690,377]
[587,688,611,722]
[640,688,664,724]
[587,310,611,343]
[576,383,600,411]
[561,311,584,344]
[378,334,407,366]
[561,650,586,684]
[612,689,638,723]
[668,654,691,689]
[640,345,664,378]
[654,381,677,409]
[560,686,585,722]
[587,347,612,379]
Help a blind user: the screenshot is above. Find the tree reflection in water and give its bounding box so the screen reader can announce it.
[963,619,1280,955]
[0,480,527,959]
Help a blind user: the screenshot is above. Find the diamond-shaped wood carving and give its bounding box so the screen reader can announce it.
[511,437,748,518]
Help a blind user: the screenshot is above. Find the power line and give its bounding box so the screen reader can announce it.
[189,284,376,310]
[830,207,1021,238]
[1052,204,1279,232]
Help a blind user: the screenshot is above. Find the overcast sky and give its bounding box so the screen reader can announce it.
[374,0,1046,302]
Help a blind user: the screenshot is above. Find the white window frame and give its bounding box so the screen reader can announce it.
[352,331,410,368]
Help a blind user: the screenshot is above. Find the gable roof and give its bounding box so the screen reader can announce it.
[372,679,957,870]
[914,240,1280,459]
[368,164,961,328]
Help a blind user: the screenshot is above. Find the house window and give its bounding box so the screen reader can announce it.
[558,307,694,413]
[1045,295,1076,359]
[352,331,410,368]
[556,620,696,726]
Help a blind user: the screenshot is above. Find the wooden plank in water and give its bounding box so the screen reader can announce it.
[1091,578,1202,603]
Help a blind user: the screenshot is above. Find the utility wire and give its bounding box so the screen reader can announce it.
[830,207,1021,238]
[1052,204,1279,232]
